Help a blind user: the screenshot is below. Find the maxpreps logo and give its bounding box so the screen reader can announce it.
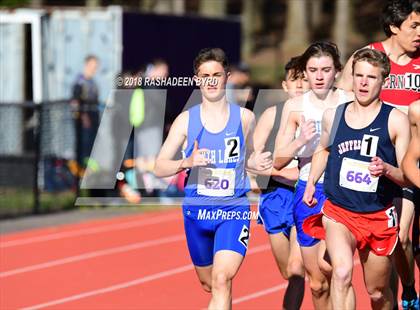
[197,209,258,221]
[383,72,420,92]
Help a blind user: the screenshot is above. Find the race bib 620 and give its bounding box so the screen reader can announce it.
[197,168,235,197]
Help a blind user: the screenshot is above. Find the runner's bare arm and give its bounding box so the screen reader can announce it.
[250,106,299,179]
[303,108,334,206]
[154,111,189,177]
[307,108,335,185]
[242,107,256,155]
[154,111,209,177]
[372,109,411,187]
[402,133,420,187]
[253,107,275,154]
[273,98,308,170]
[248,106,275,176]
[408,99,420,137]
[242,107,272,171]
[402,101,420,187]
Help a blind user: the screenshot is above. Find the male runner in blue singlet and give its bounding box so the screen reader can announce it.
[154,48,270,310]
[253,56,309,309]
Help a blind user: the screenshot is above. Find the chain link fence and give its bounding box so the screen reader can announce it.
[0,101,78,218]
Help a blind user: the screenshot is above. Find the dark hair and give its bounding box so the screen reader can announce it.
[299,41,342,72]
[382,0,420,37]
[151,58,168,67]
[230,62,250,74]
[193,48,229,74]
[352,48,391,80]
[84,54,98,63]
[285,56,304,79]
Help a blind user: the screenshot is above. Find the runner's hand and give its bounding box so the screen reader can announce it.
[297,115,317,145]
[248,150,272,171]
[185,140,210,168]
[369,156,387,177]
[303,182,318,207]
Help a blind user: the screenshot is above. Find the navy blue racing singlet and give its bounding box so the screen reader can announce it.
[324,102,400,213]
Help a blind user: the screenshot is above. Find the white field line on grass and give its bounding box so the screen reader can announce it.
[0,235,185,278]
[21,244,271,310]
[0,213,179,248]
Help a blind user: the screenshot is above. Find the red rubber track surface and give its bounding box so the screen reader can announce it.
[0,207,416,309]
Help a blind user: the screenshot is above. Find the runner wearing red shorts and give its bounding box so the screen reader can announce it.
[337,2,420,306]
[303,49,411,309]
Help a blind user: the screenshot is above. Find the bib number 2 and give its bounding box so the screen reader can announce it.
[224,137,240,160]
[238,225,249,248]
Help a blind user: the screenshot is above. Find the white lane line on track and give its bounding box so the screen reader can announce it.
[21,244,271,310]
[232,283,288,304]
[0,213,179,248]
[22,264,195,310]
[0,235,185,278]
[232,259,362,305]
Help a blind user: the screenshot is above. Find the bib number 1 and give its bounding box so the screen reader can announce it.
[360,134,379,157]
[385,207,398,228]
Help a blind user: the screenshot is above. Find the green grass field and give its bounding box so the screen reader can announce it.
[0,188,75,217]
[0,188,180,219]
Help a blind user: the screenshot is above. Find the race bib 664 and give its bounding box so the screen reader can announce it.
[339,157,378,193]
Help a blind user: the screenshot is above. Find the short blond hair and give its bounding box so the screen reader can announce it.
[352,48,390,80]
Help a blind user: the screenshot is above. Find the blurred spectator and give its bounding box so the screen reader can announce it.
[226,62,253,106]
[111,70,142,203]
[133,59,168,196]
[70,55,100,176]
[116,59,170,203]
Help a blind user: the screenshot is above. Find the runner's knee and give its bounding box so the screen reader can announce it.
[200,281,212,293]
[366,280,388,303]
[318,256,332,276]
[399,234,412,251]
[367,287,386,304]
[212,272,231,291]
[332,264,352,289]
[287,259,305,278]
[197,273,212,293]
[309,278,329,298]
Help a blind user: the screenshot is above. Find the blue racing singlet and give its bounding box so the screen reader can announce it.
[324,102,401,213]
[183,103,250,206]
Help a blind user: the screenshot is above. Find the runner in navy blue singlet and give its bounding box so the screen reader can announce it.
[303,48,411,310]
[337,3,420,305]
